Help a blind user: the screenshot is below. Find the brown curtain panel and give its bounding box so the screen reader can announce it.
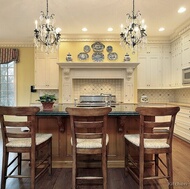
[0,48,19,64]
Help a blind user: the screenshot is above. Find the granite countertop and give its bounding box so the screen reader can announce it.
[36,103,139,116]
[35,102,189,116]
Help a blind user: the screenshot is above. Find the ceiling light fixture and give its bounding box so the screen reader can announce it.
[107,27,113,32]
[82,27,88,32]
[159,27,165,32]
[120,0,147,53]
[34,0,61,53]
[178,7,186,13]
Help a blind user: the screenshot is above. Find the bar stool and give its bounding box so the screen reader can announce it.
[66,107,112,189]
[124,106,180,189]
[0,106,52,189]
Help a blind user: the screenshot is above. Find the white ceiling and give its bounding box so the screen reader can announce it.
[0,0,190,43]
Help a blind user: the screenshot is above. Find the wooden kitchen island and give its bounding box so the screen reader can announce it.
[36,104,143,168]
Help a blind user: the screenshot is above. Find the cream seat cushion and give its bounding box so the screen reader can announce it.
[71,134,109,149]
[6,133,52,147]
[124,134,170,148]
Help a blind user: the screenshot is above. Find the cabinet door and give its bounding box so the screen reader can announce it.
[182,31,190,68]
[46,55,59,89]
[171,52,182,87]
[35,53,47,88]
[35,51,59,89]
[175,107,190,142]
[162,55,171,88]
[137,55,150,88]
[171,39,182,88]
[137,54,162,89]
[149,56,162,88]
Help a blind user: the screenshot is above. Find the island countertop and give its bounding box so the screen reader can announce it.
[36,102,179,116]
[36,103,139,116]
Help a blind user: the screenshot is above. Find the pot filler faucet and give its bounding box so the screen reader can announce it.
[100,93,112,107]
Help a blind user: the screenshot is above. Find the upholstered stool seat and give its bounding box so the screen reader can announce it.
[71,134,109,148]
[124,134,169,148]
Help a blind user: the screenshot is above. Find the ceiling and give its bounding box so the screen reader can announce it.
[0,0,190,43]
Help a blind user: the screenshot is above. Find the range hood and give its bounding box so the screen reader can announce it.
[57,62,139,103]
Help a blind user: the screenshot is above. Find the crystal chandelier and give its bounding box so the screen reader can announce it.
[120,0,147,53]
[34,0,61,53]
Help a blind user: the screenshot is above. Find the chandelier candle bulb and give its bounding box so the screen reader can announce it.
[35,20,38,29]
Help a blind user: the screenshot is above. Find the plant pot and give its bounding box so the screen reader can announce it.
[41,102,54,111]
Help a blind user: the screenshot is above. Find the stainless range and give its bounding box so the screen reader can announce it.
[76,94,116,107]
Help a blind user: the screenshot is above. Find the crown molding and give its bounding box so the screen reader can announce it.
[0,42,34,48]
[170,18,190,42]
[60,34,120,42]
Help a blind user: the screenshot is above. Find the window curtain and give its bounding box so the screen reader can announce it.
[0,48,19,64]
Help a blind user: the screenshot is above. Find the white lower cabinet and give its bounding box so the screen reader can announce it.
[35,51,59,89]
[174,106,190,142]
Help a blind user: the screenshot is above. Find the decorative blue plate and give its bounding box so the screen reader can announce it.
[106,46,113,53]
[84,45,91,53]
[91,42,105,52]
[78,52,89,60]
[107,52,118,61]
[92,52,104,62]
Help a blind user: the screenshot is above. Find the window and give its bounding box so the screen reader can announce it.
[0,61,16,106]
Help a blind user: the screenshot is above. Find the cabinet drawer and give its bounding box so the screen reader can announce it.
[177,114,190,123]
[175,122,190,132]
[174,128,190,141]
[179,107,190,114]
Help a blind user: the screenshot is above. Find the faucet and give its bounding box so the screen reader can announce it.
[100,93,112,106]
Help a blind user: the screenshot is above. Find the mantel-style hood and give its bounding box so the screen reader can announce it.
[57,62,139,103]
[57,62,139,69]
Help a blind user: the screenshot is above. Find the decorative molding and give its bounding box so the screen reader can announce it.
[0,42,34,48]
[126,68,134,80]
[63,68,70,79]
[61,35,120,42]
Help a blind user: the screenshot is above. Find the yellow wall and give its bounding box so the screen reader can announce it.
[16,47,38,105]
[59,41,137,62]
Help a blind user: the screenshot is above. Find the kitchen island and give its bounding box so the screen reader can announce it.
[36,103,148,168]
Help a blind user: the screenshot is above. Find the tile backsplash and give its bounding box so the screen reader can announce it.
[73,79,122,102]
[37,87,190,104]
[138,88,190,103]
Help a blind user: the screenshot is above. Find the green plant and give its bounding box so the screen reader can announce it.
[37,94,57,103]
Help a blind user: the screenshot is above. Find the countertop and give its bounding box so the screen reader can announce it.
[36,102,186,116]
[36,103,139,116]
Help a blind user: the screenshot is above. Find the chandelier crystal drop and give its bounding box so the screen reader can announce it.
[34,0,61,53]
[120,0,147,53]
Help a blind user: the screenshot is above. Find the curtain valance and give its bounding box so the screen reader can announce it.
[0,48,19,64]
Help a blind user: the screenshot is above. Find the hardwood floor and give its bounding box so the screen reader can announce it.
[0,131,189,189]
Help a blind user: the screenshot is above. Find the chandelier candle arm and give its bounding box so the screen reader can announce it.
[34,0,61,53]
[120,0,147,53]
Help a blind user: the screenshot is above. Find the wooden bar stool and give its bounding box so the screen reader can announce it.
[124,106,180,189]
[66,107,112,189]
[0,106,52,189]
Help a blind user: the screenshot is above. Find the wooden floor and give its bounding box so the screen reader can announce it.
[0,132,189,189]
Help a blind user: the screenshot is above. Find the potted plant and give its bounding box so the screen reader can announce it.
[37,94,57,111]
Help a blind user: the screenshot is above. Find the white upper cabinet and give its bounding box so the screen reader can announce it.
[137,44,170,89]
[171,38,182,88]
[162,45,172,88]
[34,50,59,89]
[181,30,190,69]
